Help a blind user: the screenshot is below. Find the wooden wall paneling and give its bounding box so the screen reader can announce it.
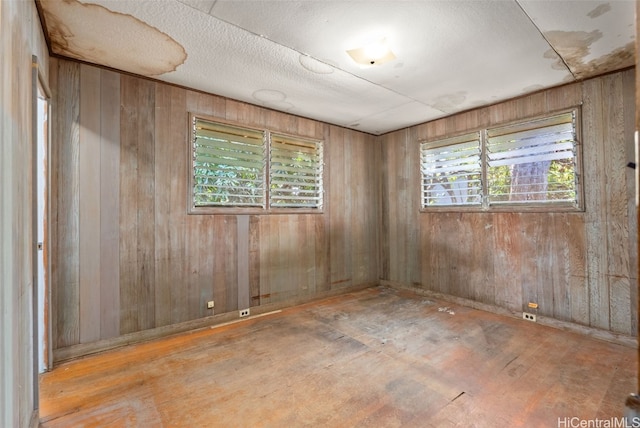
[258,217,273,305]
[470,213,495,305]
[622,69,638,336]
[99,69,121,339]
[237,215,250,311]
[517,215,542,314]
[371,135,382,282]
[152,82,173,327]
[385,130,401,282]
[1,1,49,423]
[582,77,610,331]
[294,216,312,295]
[285,216,303,299]
[290,216,306,296]
[388,130,402,283]
[407,127,421,286]
[119,76,156,334]
[192,215,214,318]
[211,216,234,314]
[535,213,558,317]
[418,214,433,290]
[153,84,188,326]
[488,98,516,126]
[379,133,390,280]
[519,90,546,119]
[429,213,457,296]
[567,213,589,326]
[603,73,633,335]
[304,216,318,294]
[169,86,189,324]
[53,59,81,348]
[340,127,354,289]
[452,213,472,299]
[545,82,581,113]
[186,90,226,120]
[136,79,157,331]
[547,83,589,325]
[349,132,367,284]
[119,75,139,334]
[262,216,291,303]
[223,216,239,312]
[226,98,264,129]
[249,215,261,306]
[328,126,351,288]
[78,64,102,343]
[492,213,523,312]
[48,57,59,349]
[636,4,640,392]
[185,89,223,318]
[316,124,331,293]
[269,108,298,135]
[368,134,381,283]
[550,214,573,323]
[296,116,323,140]
[314,213,329,293]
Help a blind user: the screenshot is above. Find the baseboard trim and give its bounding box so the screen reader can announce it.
[53,282,375,364]
[382,280,638,349]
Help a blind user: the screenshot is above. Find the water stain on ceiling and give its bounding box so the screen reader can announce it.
[544,30,634,79]
[36,0,636,135]
[39,0,186,77]
[587,3,611,19]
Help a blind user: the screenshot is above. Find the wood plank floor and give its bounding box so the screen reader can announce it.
[40,286,637,427]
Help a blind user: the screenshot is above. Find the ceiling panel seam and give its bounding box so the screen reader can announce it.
[514,0,575,80]
[205,2,427,108]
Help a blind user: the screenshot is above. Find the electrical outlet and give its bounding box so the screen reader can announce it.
[523,312,536,322]
[207,301,214,309]
[239,308,250,317]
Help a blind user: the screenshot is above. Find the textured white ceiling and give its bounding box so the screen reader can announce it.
[38,0,635,135]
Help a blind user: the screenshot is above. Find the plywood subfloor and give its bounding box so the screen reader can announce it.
[40,286,637,427]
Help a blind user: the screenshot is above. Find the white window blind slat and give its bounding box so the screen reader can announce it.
[487,141,574,161]
[487,122,573,145]
[486,111,578,205]
[487,149,574,167]
[269,134,323,209]
[486,130,574,153]
[420,133,482,207]
[193,118,266,208]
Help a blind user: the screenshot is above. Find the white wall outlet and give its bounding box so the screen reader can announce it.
[207,301,214,309]
[239,308,250,317]
[523,312,536,322]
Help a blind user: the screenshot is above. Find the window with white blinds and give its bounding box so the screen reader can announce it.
[486,111,578,205]
[190,116,324,212]
[269,134,323,209]
[419,109,581,211]
[193,119,266,207]
[420,132,482,206]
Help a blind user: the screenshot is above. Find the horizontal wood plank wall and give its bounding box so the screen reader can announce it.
[50,59,379,356]
[381,69,637,337]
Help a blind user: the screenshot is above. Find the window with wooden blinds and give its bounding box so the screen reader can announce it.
[192,119,266,207]
[269,134,324,209]
[420,132,482,207]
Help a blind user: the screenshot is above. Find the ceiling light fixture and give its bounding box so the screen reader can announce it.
[346,38,396,66]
